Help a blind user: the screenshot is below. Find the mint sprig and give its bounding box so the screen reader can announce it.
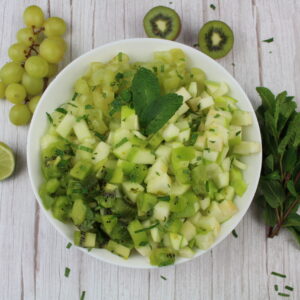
[256,87,300,243]
[110,67,183,135]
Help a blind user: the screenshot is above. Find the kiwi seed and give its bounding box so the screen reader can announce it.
[143,6,181,40]
[198,20,234,59]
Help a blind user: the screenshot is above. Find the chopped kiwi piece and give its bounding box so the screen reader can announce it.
[198,20,234,59]
[143,6,181,40]
[74,231,96,248]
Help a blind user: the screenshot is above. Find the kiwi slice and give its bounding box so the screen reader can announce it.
[198,20,234,59]
[143,6,181,40]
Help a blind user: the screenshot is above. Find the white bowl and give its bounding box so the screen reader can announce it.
[27,38,262,268]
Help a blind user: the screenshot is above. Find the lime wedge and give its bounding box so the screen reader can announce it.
[0,142,15,181]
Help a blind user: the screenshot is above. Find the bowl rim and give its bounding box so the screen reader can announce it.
[27,37,262,269]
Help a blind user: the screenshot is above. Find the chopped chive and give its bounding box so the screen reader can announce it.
[67,102,78,108]
[135,223,159,233]
[209,128,215,132]
[85,104,94,110]
[271,272,286,278]
[263,37,274,43]
[91,86,96,91]
[66,242,72,249]
[236,130,241,136]
[64,267,71,277]
[72,92,78,101]
[209,140,216,143]
[176,70,184,80]
[94,132,105,140]
[158,196,170,202]
[118,52,123,62]
[274,285,279,291]
[214,113,220,118]
[160,275,167,280]
[193,43,199,48]
[155,172,160,176]
[115,72,124,81]
[115,137,128,148]
[278,293,290,297]
[160,65,165,72]
[55,149,65,156]
[285,286,293,291]
[232,229,238,238]
[80,291,86,300]
[78,145,93,153]
[55,107,68,114]
[210,4,216,10]
[152,66,158,73]
[76,115,88,122]
[46,112,53,124]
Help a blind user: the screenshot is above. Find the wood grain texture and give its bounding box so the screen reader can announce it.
[0,0,299,299]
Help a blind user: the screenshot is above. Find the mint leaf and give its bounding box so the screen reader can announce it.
[260,180,285,208]
[288,227,300,245]
[131,67,160,125]
[110,89,132,116]
[144,93,183,135]
[284,213,300,227]
[256,87,275,111]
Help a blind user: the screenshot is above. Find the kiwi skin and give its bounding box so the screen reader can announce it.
[198,20,234,59]
[143,6,181,41]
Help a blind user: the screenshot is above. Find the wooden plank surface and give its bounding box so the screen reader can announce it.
[0,0,299,299]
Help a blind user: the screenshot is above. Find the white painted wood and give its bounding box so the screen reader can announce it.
[0,0,299,299]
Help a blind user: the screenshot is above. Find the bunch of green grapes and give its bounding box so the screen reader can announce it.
[0,5,67,126]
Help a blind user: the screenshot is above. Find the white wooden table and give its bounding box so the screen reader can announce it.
[0,0,299,299]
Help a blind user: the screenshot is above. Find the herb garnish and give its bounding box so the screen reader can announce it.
[55,107,68,114]
[46,112,53,124]
[115,137,128,148]
[285,286,293,291]
[263,37,274,43]
[160,275,167,280]
[80,291,86,300]
[72,92,78,101]
[76,115,88,122]
[210,4,216,10]
[66,242,72,249]
[271,271,286,278]
[78,145,93,153]
[134,223,159,233]
[278,292,290,297]
[85,104,94,110]
[64,267,71,277]
[232,229,238,238]
[274,285,279,291]
[256,87,300,244]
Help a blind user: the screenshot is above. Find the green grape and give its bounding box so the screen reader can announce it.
[5,83,27,104]
[22,72,44,96]
[16,27,37,46]
[28,95,41,113]
[25,56,49,78]
[39,38,65,63]
[23,5,44,28]
[47,64,58,77]
[51,36,67,51]
[0,62,24,85]
[8,43,28,62]
[0,81,6,98]
[9,104,32,126]
[44,17,67,37]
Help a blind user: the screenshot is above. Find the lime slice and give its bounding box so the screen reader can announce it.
[0,142,15,181]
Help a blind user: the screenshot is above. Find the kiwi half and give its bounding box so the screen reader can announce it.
[198,20,234,59]
[143,6,181,40]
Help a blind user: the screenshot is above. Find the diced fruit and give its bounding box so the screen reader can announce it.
[74,231,96,248]
[230,167,247,196]
[56,114,76,138]
[127,148,156,164]
[137,193,158,216]
[113,141,132,159]
[128,219,149,247]
[162,123,180,142]
[106,240,131,259]
[149,248,175,266]
[71,199,86,225]
[169,232,183,250]
[122,182,144,202]
[195,231,215,250]
[179,247,195,258]
[180,221,197,241]
[70,160,93,180]
[231,110,252,126]
[176,87,192,102]
[147,173,171,195]
[153,201,170,221]
[233,141,261,155]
